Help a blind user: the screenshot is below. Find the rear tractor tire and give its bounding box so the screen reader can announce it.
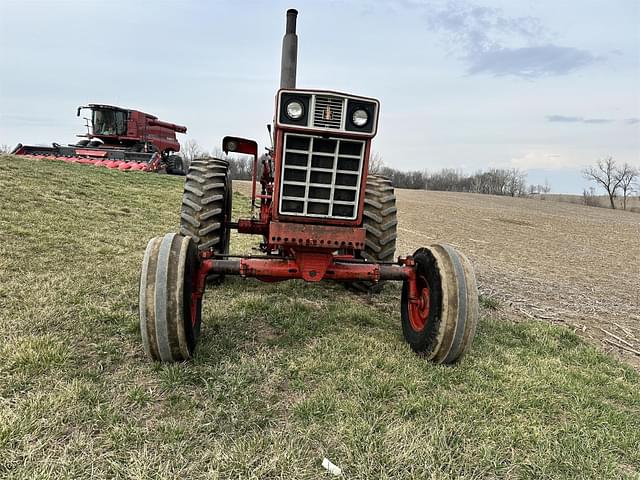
[401,244,479,364]
[139,233,202,362]
[349,174,398,293]
[166,155,185,175]
[180,157,232,256]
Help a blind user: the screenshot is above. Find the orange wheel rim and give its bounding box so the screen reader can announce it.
[409,275,430,332]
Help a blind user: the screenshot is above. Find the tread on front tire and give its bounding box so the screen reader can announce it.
[139,233,202,362]
[401,244,479,364]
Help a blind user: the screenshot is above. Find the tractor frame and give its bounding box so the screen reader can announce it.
[139,9,479,364]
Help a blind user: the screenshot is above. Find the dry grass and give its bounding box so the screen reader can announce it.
[539,193,640,213]
[1,157,639,479]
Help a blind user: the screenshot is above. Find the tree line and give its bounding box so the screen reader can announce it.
[373,165,544,196]
[181,140,544,196]
[180,140,640,208]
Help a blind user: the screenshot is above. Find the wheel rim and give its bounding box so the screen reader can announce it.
[409,275,430,332]
[190,293,201,329]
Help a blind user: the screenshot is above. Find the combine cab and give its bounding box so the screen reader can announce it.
[11,104,187,174]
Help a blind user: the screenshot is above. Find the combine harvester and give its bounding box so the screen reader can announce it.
[139,10,480,364]
[11,104,187,174]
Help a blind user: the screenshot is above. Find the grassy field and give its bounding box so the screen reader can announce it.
[1,155,639,479]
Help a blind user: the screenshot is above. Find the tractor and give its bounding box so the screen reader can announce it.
[139,10,479,364]
[11,104,187,174]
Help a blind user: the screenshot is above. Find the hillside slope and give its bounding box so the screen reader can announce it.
[1,156,639,479]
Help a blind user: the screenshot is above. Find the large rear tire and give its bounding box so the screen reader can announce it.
[166,155,185,175]
[139,233,202,362]
[349,175,397,293]
[179,157,232,254]
[401,244,479,364]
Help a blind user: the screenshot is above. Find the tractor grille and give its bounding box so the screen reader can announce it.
[312,96,344,129]
[279,133,365,220]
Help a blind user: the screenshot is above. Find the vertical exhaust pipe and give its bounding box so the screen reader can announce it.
[280,9,298,89]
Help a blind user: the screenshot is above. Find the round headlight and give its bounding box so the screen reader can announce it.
[286,100,304,119]
[352,109,368,127]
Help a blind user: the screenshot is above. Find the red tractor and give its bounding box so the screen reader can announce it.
[11,104,187,174]
[139,10,479,364]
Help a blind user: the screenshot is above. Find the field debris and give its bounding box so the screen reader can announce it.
[322,457,342,476]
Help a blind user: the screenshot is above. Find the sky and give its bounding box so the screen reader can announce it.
[1,0,639,193]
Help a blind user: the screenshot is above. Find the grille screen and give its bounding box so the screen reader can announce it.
[313,96,344,129]
[279,133,365,220]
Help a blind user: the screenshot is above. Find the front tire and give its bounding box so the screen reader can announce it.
[401,244,479,364]
[139,233,202,362]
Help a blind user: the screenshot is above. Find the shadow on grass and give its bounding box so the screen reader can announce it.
[193,276,399,363]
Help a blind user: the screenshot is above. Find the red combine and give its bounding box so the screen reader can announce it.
[11,104,187,174]
[139,10,479,364]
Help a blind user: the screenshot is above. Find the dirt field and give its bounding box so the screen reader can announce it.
[237,181,640,367]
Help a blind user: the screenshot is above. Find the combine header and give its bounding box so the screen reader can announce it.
[11,104,187,174]
[139,10,479,363]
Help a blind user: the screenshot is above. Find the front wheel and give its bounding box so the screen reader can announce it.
[139,233,202,362]
[401,244,479,364]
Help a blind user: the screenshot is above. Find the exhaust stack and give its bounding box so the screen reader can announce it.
[280,9,298,89]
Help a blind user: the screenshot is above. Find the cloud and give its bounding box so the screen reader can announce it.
[582,118,613,124]
[395,0,599,78]
[625,118,640,125]
[546,115,613,124]
[546,115,583,123]
[468,45,597,78]
[424,1,544,54]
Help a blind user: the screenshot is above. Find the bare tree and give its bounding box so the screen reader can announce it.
[368,152,384,174]
[615,163,638,211]
[528,181,552,195]
[209,146,253,180]
[0,144,11,154]
[505,169,527,197]
[181,139,205,169]
[582,187,599,207]
[582,157,623,209]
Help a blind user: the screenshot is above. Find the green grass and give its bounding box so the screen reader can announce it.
[0,155,639,479]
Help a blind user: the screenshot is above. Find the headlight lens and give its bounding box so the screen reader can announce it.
[286,101,304,119]
[352,109,368,127]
